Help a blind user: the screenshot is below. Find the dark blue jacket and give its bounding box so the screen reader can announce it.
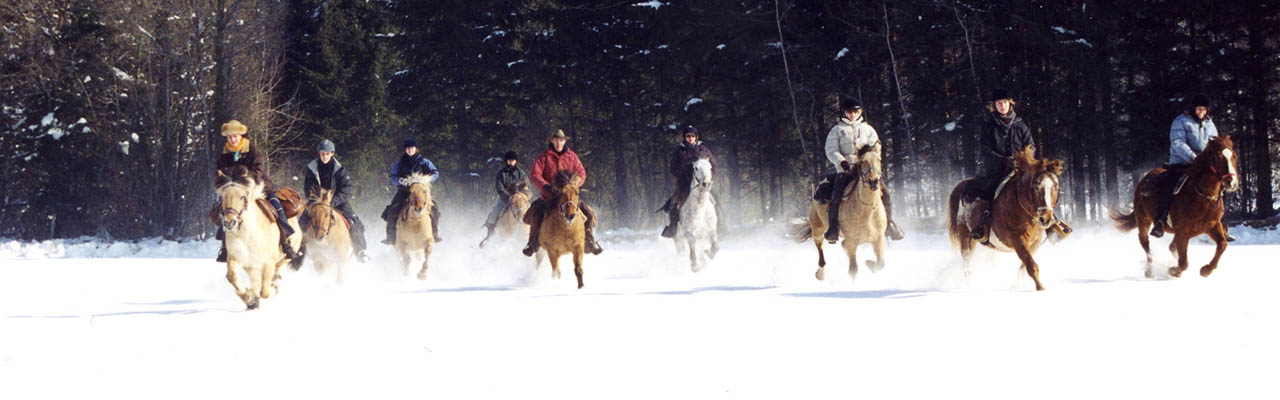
[388,154,439,187]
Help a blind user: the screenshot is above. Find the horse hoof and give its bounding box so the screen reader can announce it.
[1199,265,1215,277]
[815,268,825,281]
[847,268,858,280]
[552,270,561,279]
[1035,285,1045,291]
[417,271,428,280]
[865,260,883,273]
[245,300,259,310]
[1168,267,1183,278]
[1144,268,1155,279]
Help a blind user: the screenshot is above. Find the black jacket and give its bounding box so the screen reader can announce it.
[303,158,355,208]
[978,111,1034,177]
[495,165,529,198]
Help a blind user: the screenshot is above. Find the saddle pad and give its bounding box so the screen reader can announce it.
[275,187,304,219]
[255,199,278,223]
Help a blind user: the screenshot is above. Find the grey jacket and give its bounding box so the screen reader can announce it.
[824,116,879,172]
[1169,113,1218,165]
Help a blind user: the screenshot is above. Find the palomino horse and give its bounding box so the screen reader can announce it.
[1110,135,1239,279]
[302,188,353,284]
[215,166,302,309]
[495,181,533,240]
[395,173,434,280]
[947,146,1063,291]
[527,172,588,288]
[674,157,719,272]
[793,145,887,281]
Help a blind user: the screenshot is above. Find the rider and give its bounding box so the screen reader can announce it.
[214,119,300,262]
[522,129,605,256]
[822,99,906,242]
[479,150,529,248]
[660,124,717,238]
[380,138,442,244]
[964,89,1072,242]
[301,139,369,262]
[1151,93,1232,240]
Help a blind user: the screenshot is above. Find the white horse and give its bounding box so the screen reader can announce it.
[674,158,719,272]
[215,167,301,310]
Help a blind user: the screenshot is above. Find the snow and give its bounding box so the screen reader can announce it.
[633,1,666,10]
[40,112,54,126]
[47,127,66,140]
[2,223,1278,398]
[944,121,957,131]
[716,44,725,50]
[835,47,849,60]
[685,97,702,111]
[119,141,129,154]
[112,67,133,81]
[75,117,87,124]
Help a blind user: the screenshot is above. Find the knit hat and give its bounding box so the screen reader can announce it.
[840,99,863,113]
[316,139,336,153]
[220,120,247,137]
[503,150,519,161]
[989,89,1013,103]
[550,129,568,139]
[403,138,419,148]
[1190,93,1212,109]
[681,125,698,135]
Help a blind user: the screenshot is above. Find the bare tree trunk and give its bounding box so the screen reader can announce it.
[773,0,813,176]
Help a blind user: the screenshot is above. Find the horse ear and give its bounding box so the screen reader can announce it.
[1048,160,1063,174]
[217,169,226,178]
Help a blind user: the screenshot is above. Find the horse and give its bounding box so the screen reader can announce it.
[214,166,302,309]
[395,173,434,280]
[528,171,588,288]
[674,157,719,272]
[301,188,353,284]
[1110,135,1239,279]
[946,146,1063,291]
[495,181,533,240]
[791,145,887,281]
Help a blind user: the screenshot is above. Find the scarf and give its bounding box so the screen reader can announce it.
[224,138,250,161]
[992,111,1017,128]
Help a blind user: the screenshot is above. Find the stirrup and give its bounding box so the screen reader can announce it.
[1149,221,1166,238]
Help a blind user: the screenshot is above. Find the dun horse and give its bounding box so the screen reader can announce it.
[215,166,302,309]
[395,173,435,280]
[1110,135,1239,279]
[792,145,887,281]
[947,147,1063,291]
[525,172,588,288]
[302,188,353,284]
[495,182,533,240]
[674,158,719,272]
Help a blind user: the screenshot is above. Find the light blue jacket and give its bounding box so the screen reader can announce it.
[1169,113,1218,165]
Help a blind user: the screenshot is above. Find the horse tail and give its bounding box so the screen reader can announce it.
[947,182,964,249]
[1109,207,1137,232]
[788,218,813,243]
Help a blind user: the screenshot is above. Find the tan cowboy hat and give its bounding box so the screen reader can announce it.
[221,120,247,136]
[550,129,568,140]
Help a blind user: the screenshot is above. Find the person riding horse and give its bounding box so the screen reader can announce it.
[660,124,718,239]
[522,129,604,256]
[214,119,299,262]
[822,99,906,242]
[1150,93,1233,241]
[301,139,369,262]
[381,138,443,244]
[963,90,1073,242]
[479,150,529,248]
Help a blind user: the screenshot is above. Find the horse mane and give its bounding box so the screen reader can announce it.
[215,165,258,189]
[405,173,434,187]
[515,181,530,193]
[1011,145,1063,175]
[856,144,879,159]
[553,171,578,189]
[1192,135,1233,166]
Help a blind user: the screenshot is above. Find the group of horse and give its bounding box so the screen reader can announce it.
[210,136,1238,310]
[792,136,1239,292]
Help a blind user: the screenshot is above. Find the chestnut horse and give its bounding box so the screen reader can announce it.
[215,166,301,309]
[302,188,353,284]
[1110,135,1239,279]
[791,145,887,281]
[526,172,588,288]
[947,147,1063,291]
[395,173,434,280]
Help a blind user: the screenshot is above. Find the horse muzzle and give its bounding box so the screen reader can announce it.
[1036,209,1055,229]
[1224,176,1240,193]
[222,210,242,232]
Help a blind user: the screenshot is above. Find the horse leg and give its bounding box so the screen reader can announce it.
[843,238,860,281]
[1200,224,1229,278]
[573,250,585,289]
[1013,245,1045,291]
[549,251,561,280]
[261,261,279,299]
[1168,236,1190,278]
[417,240,432,280]
[866,236,886,273]
[813,237,826,281]
[245,266,264,309]
[1137,222,1155,278]
[687,237,699,272]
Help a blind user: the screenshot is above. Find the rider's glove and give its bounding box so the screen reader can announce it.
[398,177,409,186]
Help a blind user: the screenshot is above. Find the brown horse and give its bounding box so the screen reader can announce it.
[791,145,887,281]
[395,173,434,280]
[527,172,588,288]
[302,188,353,284]
[947,147,1063,291]
[496,182,532,240]
[1110,135,1239,279]
[215,167,301,309]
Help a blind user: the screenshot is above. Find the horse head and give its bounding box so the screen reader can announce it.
[856,144,882,191]
[1012,146,1063,229]
[407,173,433,215]
[307,188,336,239]
[1199,135,1239,193]
[554,172,581,224]
[691,158,713,189]
[215,166,264,233]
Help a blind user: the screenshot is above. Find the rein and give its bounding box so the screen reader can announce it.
[1011,172,1057,229]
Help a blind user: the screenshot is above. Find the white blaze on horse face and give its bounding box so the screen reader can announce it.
[1041,176,1055,207]
[1222,148,1240,191]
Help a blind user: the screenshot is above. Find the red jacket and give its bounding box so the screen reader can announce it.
[530,145,587,198]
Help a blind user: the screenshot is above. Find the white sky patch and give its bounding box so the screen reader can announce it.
[633,0,666,9]
[716,44,725,50]
[835,47,849,60]
[685,98,702,111]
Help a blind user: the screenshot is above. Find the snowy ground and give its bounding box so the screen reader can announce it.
[2,223,1279,399]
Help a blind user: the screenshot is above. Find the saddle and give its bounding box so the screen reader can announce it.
[255,187,305,223]
[1140,166,1190,197]
[812,172,859,203]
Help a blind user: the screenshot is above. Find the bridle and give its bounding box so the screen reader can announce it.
[1013,170,1058,229]
[1192,160,1235,202]
[310,203,337,239]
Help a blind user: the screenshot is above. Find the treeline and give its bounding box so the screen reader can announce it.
[2,0,1277,240]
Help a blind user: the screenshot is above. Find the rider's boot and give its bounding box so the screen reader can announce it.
[661,207,679,238]
[968,199,991,243]
[478,224,495,248]
[882,188,905,240]
[581,202,604,255]
[430,204,443,243]
[522,200,544,256]
[380,202,398,244]
[215,227,227,262]
[823,199,842,243]
[270,197,300,260]
[348,215,369,262]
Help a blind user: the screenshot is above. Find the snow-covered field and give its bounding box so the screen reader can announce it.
[2,224,1278,399]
